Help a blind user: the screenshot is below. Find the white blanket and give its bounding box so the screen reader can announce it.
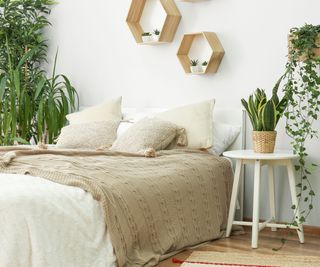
[0,174,116,267]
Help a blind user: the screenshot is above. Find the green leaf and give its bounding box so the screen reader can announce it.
[0,75,7,100]
[13,69,21,97]
[16,46,38,70]
[35,77,47,100]
[262,99,276,131]
[12,137,29,145]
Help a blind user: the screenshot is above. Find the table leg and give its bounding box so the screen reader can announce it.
[252,159,261,248]
[226,159,242,237]
[287,160,305,244]
[268,166,277,231]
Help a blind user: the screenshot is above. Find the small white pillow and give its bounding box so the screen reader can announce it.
[210,123,241,155]
[66,97,122,125]
[155,99,215,149]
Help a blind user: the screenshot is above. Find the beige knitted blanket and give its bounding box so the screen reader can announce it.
[0,147,233,267]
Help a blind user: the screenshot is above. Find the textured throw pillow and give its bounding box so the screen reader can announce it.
[111,117,187,154]
[66,97,122,125]
[209,123,241,155]
[56,120,120,149]
[155,99,215,149]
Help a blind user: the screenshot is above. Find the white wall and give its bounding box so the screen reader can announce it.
[46,0,320,226]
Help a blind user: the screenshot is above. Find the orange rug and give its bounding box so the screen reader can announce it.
[172,251,320,267]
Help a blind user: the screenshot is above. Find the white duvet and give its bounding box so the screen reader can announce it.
[0,174,116,267]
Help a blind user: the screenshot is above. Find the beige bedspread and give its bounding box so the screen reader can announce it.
[0,147,233,267]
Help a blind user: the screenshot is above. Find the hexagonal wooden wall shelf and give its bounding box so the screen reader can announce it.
[126,0,181,45]
[177,32,225,74]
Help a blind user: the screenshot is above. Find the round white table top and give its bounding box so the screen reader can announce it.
[223,150,298,160]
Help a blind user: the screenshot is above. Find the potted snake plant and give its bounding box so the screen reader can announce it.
[241,81,288,153]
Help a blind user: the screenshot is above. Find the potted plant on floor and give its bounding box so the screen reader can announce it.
[190,59,200,73]
[152,29,161,42]
[0,0,78,145]
[241,82,288,153]
[141,32,152,42]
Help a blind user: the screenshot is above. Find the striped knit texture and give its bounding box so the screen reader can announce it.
[0,148,233,267]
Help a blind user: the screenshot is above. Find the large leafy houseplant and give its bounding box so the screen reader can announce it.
[0,0,77,145]
[280,24,320,227]
[241,81,288,153]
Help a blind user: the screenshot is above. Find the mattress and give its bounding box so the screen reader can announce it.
[0,173,116,267]
[0,147,233,266]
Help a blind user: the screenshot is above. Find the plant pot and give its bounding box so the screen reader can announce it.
[288,34,320,60]
[252,131,277,153]
[152,35,160,42]
[190,66,201,73]
[142,36,152,43]
[202,65,207,72]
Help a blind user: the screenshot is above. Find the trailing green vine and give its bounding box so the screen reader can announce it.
[281,24,320,231]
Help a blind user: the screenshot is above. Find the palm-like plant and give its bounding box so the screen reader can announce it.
[35,51,78,143]
[0,0,77,145]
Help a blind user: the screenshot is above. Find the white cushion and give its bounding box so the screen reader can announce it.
[111,117,187,153]
[210,123,241,155]
[56,120,120,149]
[154,99,215,149]
[117,121,132,136]
[66,97,122,125]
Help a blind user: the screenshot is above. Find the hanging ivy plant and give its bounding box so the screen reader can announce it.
[281,24,320,229]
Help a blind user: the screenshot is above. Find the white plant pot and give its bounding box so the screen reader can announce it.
[152,35,160,42]
[190,66,200,73]
[202,65,207,72]
[142,36,152,43]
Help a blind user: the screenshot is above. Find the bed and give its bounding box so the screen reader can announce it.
[0,107,245,267]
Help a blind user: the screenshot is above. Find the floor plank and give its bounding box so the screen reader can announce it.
[157,227,320,266]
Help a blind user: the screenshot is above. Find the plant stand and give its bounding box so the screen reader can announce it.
[223,150,304,248]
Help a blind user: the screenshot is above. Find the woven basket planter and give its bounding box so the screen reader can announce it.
[252,131,277,153]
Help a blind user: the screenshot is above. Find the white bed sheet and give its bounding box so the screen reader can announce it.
[0,174,116,267]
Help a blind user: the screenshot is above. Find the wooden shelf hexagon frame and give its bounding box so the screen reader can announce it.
[126,0,182,45]
[177,32,225,74]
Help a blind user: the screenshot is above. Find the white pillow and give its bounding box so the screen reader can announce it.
[66,97,122,125]
[117,121,132,136]
[56,120,120,149]
[210,122,241,155]
[111,118,187,154]
[155,99,215,149]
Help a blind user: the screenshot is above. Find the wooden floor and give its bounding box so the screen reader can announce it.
[157,227,320,266]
